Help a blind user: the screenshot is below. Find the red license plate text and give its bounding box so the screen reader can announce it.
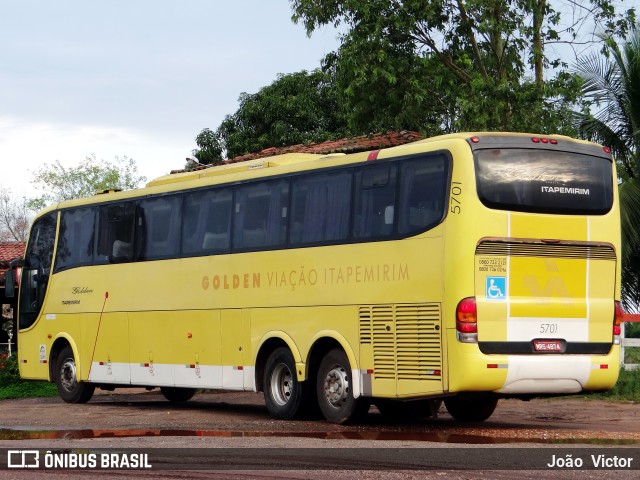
[534,340,562,352]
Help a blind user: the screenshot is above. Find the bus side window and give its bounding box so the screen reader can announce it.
[182,188,232,256]
[234,180,288,250]
[95,202,136,264]
[353,164,397,239]
[398,155,448,235]
[54,207,96,272]
[137,195,182,261]
[290,170,352,245]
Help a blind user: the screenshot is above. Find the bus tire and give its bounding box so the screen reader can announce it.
[263,347,308,420]
[316,349,367,424]
[160,387,197,402]
[444,395,498,422]
[54,345,95,404]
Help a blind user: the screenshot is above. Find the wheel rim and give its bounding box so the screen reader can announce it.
[60,357,77,392]
[270,362,293,406]
[323,363,349,408]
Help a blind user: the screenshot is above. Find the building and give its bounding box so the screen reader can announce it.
[1,242,25,353]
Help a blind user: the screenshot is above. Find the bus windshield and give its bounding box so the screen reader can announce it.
[475,149,613,215]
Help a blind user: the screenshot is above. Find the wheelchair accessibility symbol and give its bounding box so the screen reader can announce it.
[486,276,506,301]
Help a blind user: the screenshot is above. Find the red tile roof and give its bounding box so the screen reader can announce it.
[0,243,25,262]
[225,130,422,164]
[172,130,422,174]
[0,242,25,283]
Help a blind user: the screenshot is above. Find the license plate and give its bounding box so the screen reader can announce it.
[533,339,563,352]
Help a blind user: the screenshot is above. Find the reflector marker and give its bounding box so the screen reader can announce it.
[487,363,508,369]
[367,150,380,161]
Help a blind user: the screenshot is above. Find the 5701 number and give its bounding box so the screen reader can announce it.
[451,181,462,214]
[539,323,558,334]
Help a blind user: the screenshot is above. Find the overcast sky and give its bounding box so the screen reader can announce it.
[2,1,638,200]
[0,1,341,197]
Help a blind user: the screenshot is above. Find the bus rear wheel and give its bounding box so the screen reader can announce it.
[160,387,197,402]
[316,349,368,424]
[444,395,498,422]
[263,347,310,420]
[54,345,95,404]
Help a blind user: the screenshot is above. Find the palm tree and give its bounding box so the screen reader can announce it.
[574,29,640,310]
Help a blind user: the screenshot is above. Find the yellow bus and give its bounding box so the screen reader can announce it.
[7,132,621,423]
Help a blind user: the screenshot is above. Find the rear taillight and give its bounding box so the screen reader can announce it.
[456,297,477,343]
[531,136,558,145]
[614,301,622,344]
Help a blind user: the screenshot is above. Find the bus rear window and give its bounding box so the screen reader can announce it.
[475,149,613,214]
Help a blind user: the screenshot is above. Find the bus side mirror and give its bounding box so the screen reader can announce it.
[4,258,23,298]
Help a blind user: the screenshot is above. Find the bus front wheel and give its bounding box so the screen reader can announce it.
[444,395,498,422]
[263,347,308,420]
[54,345,95,404]
[316,349,368,424]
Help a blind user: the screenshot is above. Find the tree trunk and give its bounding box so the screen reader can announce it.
[532,0,546,89]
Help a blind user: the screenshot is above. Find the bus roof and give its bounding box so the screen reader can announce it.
[146,153,340,188]
[49,131,606,212]
[413,131,600,146]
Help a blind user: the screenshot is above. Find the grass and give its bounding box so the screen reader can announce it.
[0,353,58,400]
[596,368,640,401]
[624,346,640,365]
[608,323,640,401]
[0,381,58,400]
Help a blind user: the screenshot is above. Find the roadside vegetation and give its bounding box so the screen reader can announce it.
[595,322,640,401]
[0,353,57,400]
[597,368,640,402]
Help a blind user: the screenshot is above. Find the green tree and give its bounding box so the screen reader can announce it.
[573,29,640,309]
[30,155,147,207]
[291,0,635,134]
[192,128,224,166]
[195,69,352,162]
[0,186,31,242]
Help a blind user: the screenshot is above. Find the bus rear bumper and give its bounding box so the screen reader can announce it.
[447,334,620,395]
[494,351,619,395]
